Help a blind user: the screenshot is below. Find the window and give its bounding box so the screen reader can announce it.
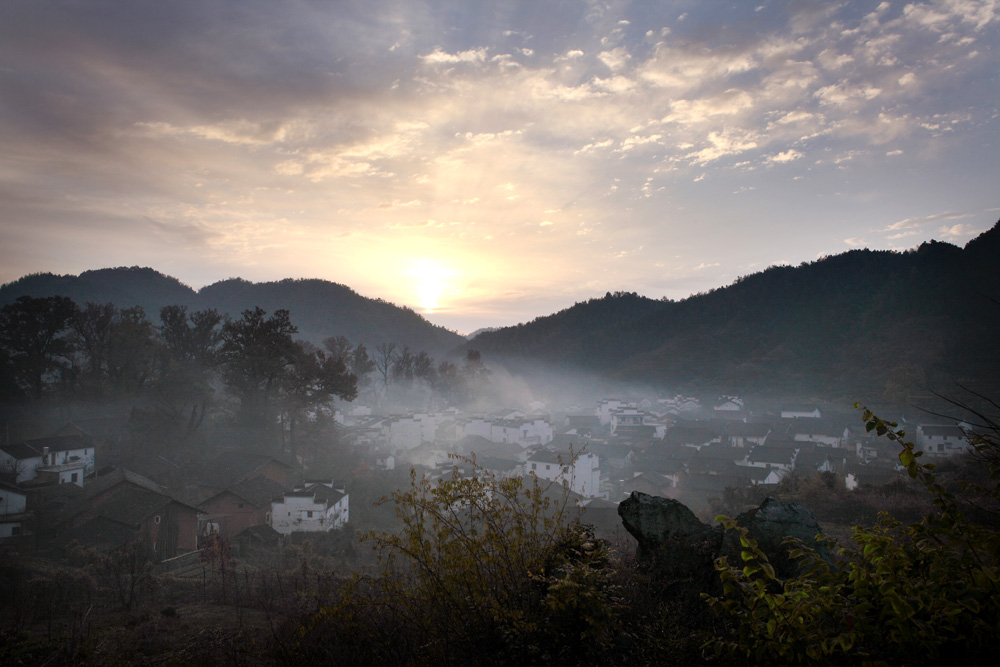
[530,463,536,470]
[154,515,161,524]
[11,526,20,536]
[307,511,313,518]
[71,473,78,483]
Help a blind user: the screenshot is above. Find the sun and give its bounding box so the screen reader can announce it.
[408,259,456,313]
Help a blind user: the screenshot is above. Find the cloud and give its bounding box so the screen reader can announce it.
[421,47,489,65]
[598,47,631,72]
[685,128,760,165]
[938,222,981,239]
[766,149,804,164]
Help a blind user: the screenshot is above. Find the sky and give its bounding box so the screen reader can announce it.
[1,1,998,335]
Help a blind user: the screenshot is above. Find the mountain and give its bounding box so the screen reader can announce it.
[463,221,1000,397]
[0,268,465,356]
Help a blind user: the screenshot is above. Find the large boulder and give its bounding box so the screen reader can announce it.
[617,492,722,581]
[618,492,827,582]
[730,496,830,576]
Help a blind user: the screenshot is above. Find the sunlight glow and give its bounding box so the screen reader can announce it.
[407,259,457,313]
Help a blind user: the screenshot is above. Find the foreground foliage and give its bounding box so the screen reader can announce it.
[706,405,1000,665]
[280,457,622,666]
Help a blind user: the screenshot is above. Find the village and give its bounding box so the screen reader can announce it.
[0,393,977,563]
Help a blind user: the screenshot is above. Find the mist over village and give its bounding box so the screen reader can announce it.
[2,1,1000,665]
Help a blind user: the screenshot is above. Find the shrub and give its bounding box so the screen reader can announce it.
[280,456,620,665]
[705,406,1000,665]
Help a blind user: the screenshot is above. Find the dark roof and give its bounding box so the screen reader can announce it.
[696,444,745,461]
[0,479,26,495]
[84,467,166,499]
[528,450,574,465]
[918,424,967,438]
[95,487,173,527]
[681,472,746,496]
[208,475,289,508]
[474,456,521,473]
[59,516,138,552]
[0,443,42,460]
[686,458,740,475]
[234,523,282,544]
[23,434,92,453]
[747,445,797,465]
[786,419,849,438]
[664,425,719,446]
[307,483,347,506]
[202,453,295,488]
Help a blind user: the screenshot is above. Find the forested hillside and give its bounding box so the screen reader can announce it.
[0,269,464,356]
[467,221,1000,396]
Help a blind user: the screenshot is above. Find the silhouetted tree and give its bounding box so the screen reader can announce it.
[71,302,117,395]
[373,342,397,399]
[0,295,77,399]
[322,335,352,363]
[219,307,299,432]
[105,306,157,396]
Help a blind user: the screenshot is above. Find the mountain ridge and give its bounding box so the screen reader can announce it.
[0,268,465,356]
[460,221,1000,396]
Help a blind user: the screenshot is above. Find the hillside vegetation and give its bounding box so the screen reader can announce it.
[466,221,1000,396]
[0,270,464,356]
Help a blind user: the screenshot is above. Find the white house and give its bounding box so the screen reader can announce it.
[384,415,426,451]
[270,481,349,535]
[609,408,648,435]
[0,481,29,539]
[657,395,701,415]
[491,418,553,448]
[742,445,798,474]
[915,424,971,458]
[787,420,850,448]
[781,406,822,419]
[527,450,601,498]
[596,399,628,426]
[0,444,45,484]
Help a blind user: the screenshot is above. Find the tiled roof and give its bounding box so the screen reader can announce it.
[226,475,289,508]
[0,443,42,460]
[96,487,173,527]
[528,450,573,465]
[748,445,796,464]
[23,434,92,453]
[919,424,967,438]
[84,467,165,499]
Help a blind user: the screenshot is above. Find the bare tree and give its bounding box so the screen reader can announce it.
[373,342,397,402]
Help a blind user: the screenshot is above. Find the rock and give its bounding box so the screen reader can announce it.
[730,497,830,576]
[618,492,827,582]
[618,492,722,581]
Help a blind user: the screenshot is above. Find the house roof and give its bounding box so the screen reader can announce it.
[84,467,166,499]
[305,483,347,506]
[686,458,741,475]
[748,445,797,465]
[202,453,295,489]
[786,419,849,438]
[213,475,289,508]
[918,424,967,438]
[58,515,139,552]
[234,523,282,543]
[528,450,575,465]
[664,425,719,446]
[24,434,92,453]
[95,486,174,527]
[0,443,43,460]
